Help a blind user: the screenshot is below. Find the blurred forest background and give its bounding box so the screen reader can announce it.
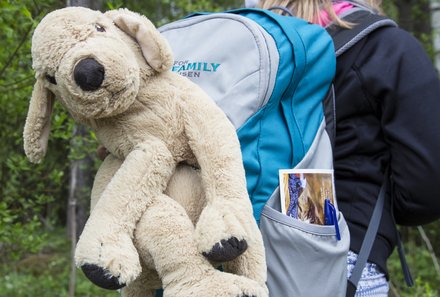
[0,0,439,296]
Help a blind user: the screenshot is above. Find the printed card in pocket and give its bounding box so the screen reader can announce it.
[279,169,337,225]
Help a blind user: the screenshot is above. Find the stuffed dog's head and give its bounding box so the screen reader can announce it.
[24,7,173,163]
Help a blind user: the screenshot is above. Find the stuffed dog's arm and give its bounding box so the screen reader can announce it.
[182,89,256,255]
[75,137,175,286]
[182,91,268,287]
[181,89,249,204]
[184,100,249,203]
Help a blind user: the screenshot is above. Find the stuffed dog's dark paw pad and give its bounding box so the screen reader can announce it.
[81,264,125,290]
[202,237,248,262]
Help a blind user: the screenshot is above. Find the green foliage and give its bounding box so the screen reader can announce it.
[0,0,69,263]
[381,1,398,20]
[0,229,118,297]
[383,0,436,62]
[105,0,244,25]
[388,224,440,296]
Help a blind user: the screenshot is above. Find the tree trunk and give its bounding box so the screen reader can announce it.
[66,125,95,241]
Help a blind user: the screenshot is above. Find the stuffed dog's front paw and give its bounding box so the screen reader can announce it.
[81,264,126,290]
[202,237,248,262]
[75,233,142,288]
[195,201,253,262]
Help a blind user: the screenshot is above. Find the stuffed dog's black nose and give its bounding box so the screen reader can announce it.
[74,58,105,91]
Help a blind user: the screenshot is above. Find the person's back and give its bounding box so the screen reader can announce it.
[332,16,440,271]
[252,0,440,295]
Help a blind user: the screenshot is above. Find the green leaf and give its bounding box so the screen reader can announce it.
[20,7,32,20]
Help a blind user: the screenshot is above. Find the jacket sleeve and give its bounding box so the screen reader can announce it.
[359,27,440,225]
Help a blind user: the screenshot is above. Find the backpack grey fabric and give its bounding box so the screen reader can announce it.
[260,188,350,297]
[259,124,349,296]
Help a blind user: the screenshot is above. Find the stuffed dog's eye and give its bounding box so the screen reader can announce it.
[45,74,57,85]
[95,24,105,32]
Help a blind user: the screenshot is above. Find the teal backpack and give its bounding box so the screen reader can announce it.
[158,6,414,297]
[159,8,337,222]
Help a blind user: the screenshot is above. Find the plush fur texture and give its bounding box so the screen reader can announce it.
[24,7,268,297]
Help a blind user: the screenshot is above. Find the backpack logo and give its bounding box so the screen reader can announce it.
[172,60,221,78]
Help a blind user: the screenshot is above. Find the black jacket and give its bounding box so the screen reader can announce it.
[333,25,440,275]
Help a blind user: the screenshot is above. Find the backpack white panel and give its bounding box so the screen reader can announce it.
[295,119,333,170]
[159,14,279,129]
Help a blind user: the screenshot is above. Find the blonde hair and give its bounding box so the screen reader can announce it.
[257,0,382,28]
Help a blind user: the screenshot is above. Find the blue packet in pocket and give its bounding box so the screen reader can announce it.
[324,198,341,240]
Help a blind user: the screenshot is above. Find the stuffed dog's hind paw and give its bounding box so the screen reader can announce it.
[163,270,267,297]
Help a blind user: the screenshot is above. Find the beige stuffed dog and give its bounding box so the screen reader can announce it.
[24,6,268,297]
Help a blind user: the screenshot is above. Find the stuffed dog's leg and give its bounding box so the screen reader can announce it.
[75,139,175,288]
[90,154,122,211]
[135,193,268,297]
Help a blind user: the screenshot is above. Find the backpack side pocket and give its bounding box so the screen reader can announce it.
[260,187,350,297]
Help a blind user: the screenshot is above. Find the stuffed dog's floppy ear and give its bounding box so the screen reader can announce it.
[106,9,173,72]
[23,77,55,164]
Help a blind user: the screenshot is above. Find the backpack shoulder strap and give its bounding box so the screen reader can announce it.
[345,170,388,296]
[326,9,397,57]
[346,172,414,297]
